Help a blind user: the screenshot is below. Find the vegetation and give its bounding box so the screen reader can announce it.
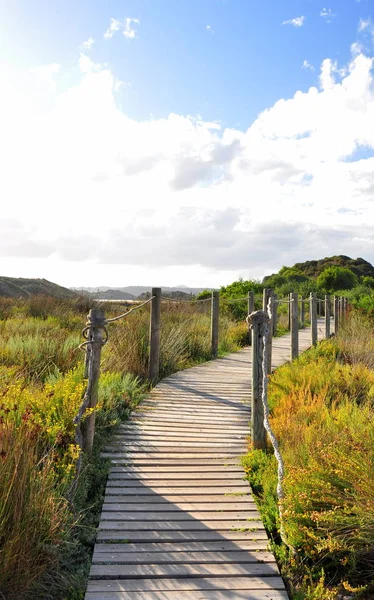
[0,276,76,299]
[243,311,374,599]
[0,294,248,599]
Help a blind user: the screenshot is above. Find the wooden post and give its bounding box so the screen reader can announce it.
[310,292,317,346]
[287,301,291,330]
[211,291,220,358]
[290,292,299,360]
[272,293,278,336]
[248,310,269,450]
[149,287,161,383]
[247,291,254,346]
[300,296,305,327]
[325,294,330,338]
[334,295,339,335]
[262,289,273,374]
[83,308,105,453]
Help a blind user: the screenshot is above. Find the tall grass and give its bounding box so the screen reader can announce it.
[243,314,374,599]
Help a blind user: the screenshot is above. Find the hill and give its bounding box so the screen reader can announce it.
[263,256,374,284]
[0,277,76,299]
[73,285,206,299]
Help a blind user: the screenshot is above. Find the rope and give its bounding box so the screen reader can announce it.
[221,296,249,303]
[275,299,294,304]
[160,296,211,303]
[262,300,295,555]
[106,296,155,322]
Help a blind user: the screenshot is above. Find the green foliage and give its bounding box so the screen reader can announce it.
[195,289,212,300]
[243,319,374,598]
[317,266,358,292]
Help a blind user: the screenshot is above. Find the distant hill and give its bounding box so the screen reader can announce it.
[73,285,206,299]
[0,277,76,299]
[292,256,374,279]
[263,256,374,283]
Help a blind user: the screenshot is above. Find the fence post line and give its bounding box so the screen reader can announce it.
[334,295,339,335]
[262,288,273,374]
[290,292,299,360]
[248,310,268,450]
[211,290,220,358]
[310,292,318,346]
[272,293,278,336]
[83,308,105,453]
[149,287,161,384]
[247,291,254,346]
[325,294,331,338]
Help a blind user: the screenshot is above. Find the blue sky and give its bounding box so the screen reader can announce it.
[2,0,369,127]
[1,1,374,287]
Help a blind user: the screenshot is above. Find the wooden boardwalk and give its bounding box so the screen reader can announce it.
[86,319,331,600]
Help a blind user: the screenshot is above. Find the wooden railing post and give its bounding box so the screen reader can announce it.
[149,287,161,383]
[263,288,273,374]
[310,292,317,346]
[272,293,278,336]
[325,294,331,338]
[248,310,268,450]
[290,292,299,360]
[300,296,305,328]
[247,291,254,346]
[334,295,339,335]
[211,291,220,358]
[83,308,105,453]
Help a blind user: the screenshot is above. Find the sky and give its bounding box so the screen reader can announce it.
[1,0,374,289]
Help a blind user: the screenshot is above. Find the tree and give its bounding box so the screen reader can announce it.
[316,266,358,292]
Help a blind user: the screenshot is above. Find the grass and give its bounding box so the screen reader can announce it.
[242,312,374,599]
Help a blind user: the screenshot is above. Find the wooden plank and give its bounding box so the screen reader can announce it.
[109,466,244,473]
[92,550,275,564]
[98,520,265,531]
[90,562,279,578]
[96,530,269,542]
[105,486,251,495]
[86,577,286,592]
[92,540,270,553]
[102,503,258,512]
[108,472,247,480]
[85,590,289,600]
[100,510,260,521]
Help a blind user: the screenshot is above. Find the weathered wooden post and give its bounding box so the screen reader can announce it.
[211,290,220,358]
[310,292,317,346]
[272,293,278,336]
[325,294,330,338]
[300,296,305,328]
[290,292,299,360]
[149,287,161,383]
[262,289,273,374]
[83,308,105,452]
[248,310,269,450]
[247,291,254,346]
[334,295,339,335]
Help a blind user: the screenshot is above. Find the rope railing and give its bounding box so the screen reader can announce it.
[106,296,155,322]
[221,295,249,303]
[160,296,211,303]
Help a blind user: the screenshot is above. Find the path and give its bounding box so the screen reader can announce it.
[85,319,331,600]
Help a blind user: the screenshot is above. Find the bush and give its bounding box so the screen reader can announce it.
[317,267,358,292]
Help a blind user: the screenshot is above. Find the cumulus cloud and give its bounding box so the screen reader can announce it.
[282,16,305,27]
[104,17,139,39]
[320,8,336,21]
[81,36,94,50]
[302,60,315,71]
[30,63,60,91]
[104,18,122,38]
[2,44,374,284]
[206,25,214,33]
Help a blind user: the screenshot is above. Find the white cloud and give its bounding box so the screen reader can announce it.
[206,25,214,33]
[282,16,305,27]
[2,46,374,286]
[320,8,336,21]
[358,17,371,32]
[104,17,139,40]
[302,60,315,71]
[104,18,122,38]
[123,17,140,39]
[81,36,94,50]
[30,63,60,91]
